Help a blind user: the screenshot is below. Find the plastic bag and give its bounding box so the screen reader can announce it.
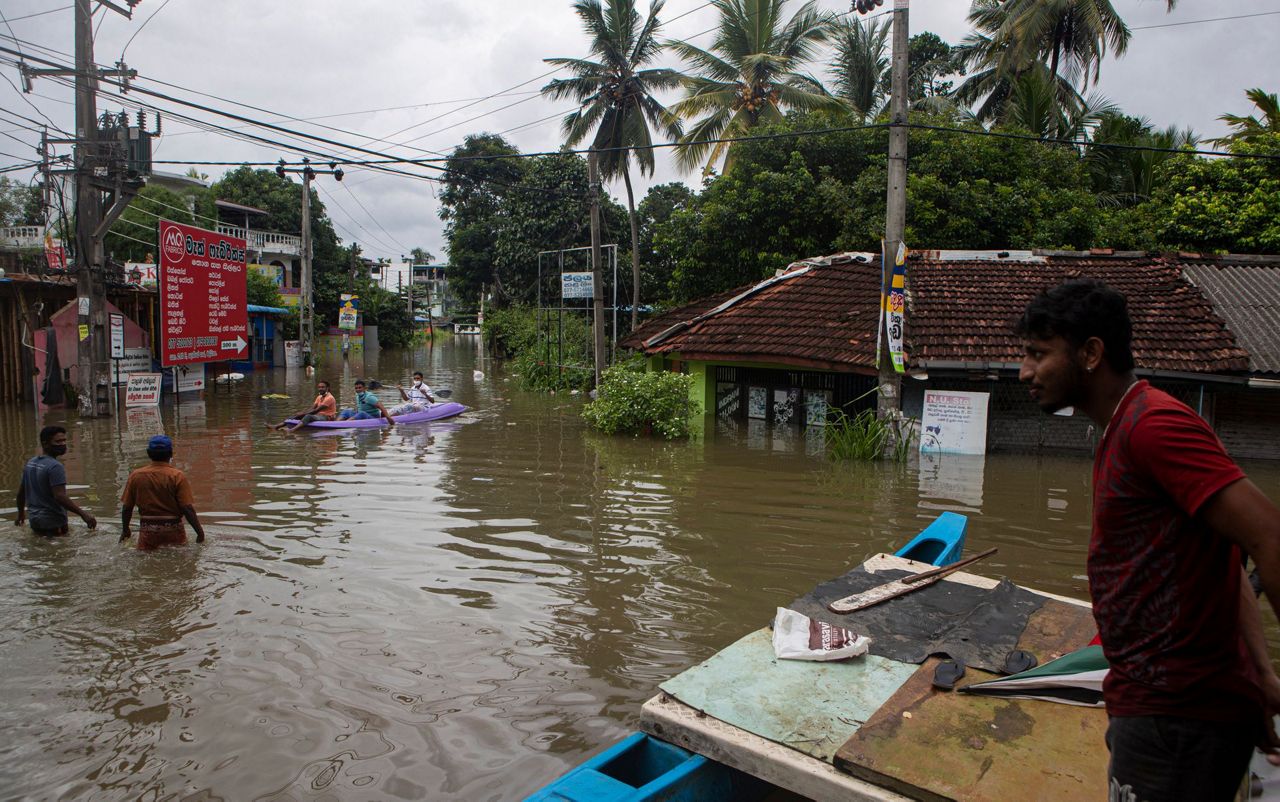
[772,607,870,662]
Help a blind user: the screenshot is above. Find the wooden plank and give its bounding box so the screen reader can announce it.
[640,695,913,802]
[833,598,1106,801]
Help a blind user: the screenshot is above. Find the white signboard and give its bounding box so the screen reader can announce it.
[125,373,162,407]
[125,262,158,288]
[561,271,594,299]
[920,390,990,456]
[113,347,153,385]
[176,363,205,393]
[283,340,303,368]
[109,312,125,359]
[338,310,358,330]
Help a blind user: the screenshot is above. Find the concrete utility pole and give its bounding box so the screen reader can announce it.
[879,0,908,418]
[276,158,341,366]
[70,0,139,417]
[587,149,606,387]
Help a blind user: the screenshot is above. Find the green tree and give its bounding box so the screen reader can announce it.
[0,176,42,227]
[409,246,435,264]
[106,185,195,263]
[1087,112,1196,206]
[830,16,889,121]
[542,0,684,328]
[246,267,284,307]
[439,134,528,306]
[1212,88,1280,148]
[636,182,694,305]
[667,0,845,174]
[902,32,961,103]
[1001,64,1117,140]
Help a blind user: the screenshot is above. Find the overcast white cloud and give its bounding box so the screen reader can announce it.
[1,0,1276,261]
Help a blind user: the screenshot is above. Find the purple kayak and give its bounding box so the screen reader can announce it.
[286,401,467,429]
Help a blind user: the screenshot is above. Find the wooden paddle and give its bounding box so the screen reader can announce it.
[827,547,999,614]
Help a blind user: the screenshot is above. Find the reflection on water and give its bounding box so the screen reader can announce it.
[1,339,1277,799]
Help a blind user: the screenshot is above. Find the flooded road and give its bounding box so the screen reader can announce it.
[2,340,1278,800]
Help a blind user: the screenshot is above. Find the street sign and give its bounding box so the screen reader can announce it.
[158,220,249,366]
[176,363,205,393]
[125,373,162,407]
[338,310,358,330]
[561,272,593,299]
[109,312,125,359]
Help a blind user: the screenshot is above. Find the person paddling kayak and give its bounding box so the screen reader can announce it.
[390,371,435,417]
[267,380,337,432]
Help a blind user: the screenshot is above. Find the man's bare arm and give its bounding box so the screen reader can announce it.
[52,485,96,529]
[1201,479,1280,623]
[180,504,205,543]
[15,484,24,525]
[120,503,134,542]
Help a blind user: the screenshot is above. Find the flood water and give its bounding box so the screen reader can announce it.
[2,340,1278,800]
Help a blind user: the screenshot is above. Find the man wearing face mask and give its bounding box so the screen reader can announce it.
[390,371,435,416]
[15,425,97,536]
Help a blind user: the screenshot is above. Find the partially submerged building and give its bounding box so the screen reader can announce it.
[624,250,1280,460]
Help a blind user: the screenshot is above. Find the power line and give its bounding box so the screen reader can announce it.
[1,5,73,24]
[1131,10,1280,31]
[120,0,172,61]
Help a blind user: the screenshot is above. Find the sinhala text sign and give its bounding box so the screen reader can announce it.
[159,220,249,366]
[920,390,990,456]
[561,272,593,300]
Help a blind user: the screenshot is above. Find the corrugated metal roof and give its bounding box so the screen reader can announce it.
[1183,262,1280,375]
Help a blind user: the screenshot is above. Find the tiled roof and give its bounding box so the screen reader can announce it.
[908,256,1248,374]
[1182,261,1280,375]
[625,253,1250,376]
[623,255,882,372]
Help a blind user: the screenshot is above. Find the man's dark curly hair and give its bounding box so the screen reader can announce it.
[1014,279,1135,373]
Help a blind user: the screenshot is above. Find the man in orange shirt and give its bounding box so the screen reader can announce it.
[120,435,206,550]
[268,380,337,432]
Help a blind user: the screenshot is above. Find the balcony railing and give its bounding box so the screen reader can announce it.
[0,225,47,249]
[216,224,302,256]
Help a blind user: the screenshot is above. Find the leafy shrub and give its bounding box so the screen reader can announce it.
[583,365,699,439]
[484,306,595,391]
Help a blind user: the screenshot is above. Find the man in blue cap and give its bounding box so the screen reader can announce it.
[120,434,205,549]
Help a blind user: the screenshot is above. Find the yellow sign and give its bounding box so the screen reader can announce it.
[77,324,89,341]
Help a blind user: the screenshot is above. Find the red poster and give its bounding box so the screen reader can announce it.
[158,220,249,366]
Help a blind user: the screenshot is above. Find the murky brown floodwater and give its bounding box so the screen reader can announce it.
[2,340,1278,800]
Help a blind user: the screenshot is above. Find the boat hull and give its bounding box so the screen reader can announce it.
[286,402,467,429]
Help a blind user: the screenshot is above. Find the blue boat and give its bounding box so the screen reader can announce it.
[526,513,968,802]
[893,511,968,567]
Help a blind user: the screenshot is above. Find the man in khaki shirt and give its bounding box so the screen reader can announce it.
[121,435,205,550]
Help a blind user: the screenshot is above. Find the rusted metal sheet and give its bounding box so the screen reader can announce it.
[834,596,1106,802]
[659,627,918,762]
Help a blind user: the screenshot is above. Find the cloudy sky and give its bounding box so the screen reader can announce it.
[1,0,1275,262]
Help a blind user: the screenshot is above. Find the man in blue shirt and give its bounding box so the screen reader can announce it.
[15,425,97,536]
[337,380,395,425]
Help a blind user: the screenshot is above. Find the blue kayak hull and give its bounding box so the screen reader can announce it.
[894,511,968,567]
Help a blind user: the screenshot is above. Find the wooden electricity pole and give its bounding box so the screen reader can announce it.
[878,0,908,418]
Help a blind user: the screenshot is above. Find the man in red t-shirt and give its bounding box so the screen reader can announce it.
[1016,279,1280,801]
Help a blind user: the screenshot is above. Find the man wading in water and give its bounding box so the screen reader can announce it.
[120,435,205,550]
[1017,279,1280,801]
[15,425,97,536]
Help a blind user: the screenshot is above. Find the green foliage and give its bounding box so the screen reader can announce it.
[485,306,595,392]
[657,113,1101,302]
[824,409,917,463]
[582,364,698,439]
[246,268,283,307]
[0,177,42,227]
[636,182,695,306]
[106,185,195,262]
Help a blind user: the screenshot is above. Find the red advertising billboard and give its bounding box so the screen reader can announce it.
[158,220,249,366]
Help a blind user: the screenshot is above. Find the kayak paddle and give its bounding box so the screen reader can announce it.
[827,547,999,614]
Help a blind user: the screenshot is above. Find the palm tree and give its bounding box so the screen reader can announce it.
[1087,112,1197,205]
[542,0,684,328]
[957,0,1177,120]
[667,0,846,175]
[830,16,890,122]
[1213,88,1280,148]
[1001,63,1116,141]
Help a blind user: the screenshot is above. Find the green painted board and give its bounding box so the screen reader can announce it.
[659,627,919,762]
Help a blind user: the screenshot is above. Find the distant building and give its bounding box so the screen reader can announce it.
[624,250,1280,460]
